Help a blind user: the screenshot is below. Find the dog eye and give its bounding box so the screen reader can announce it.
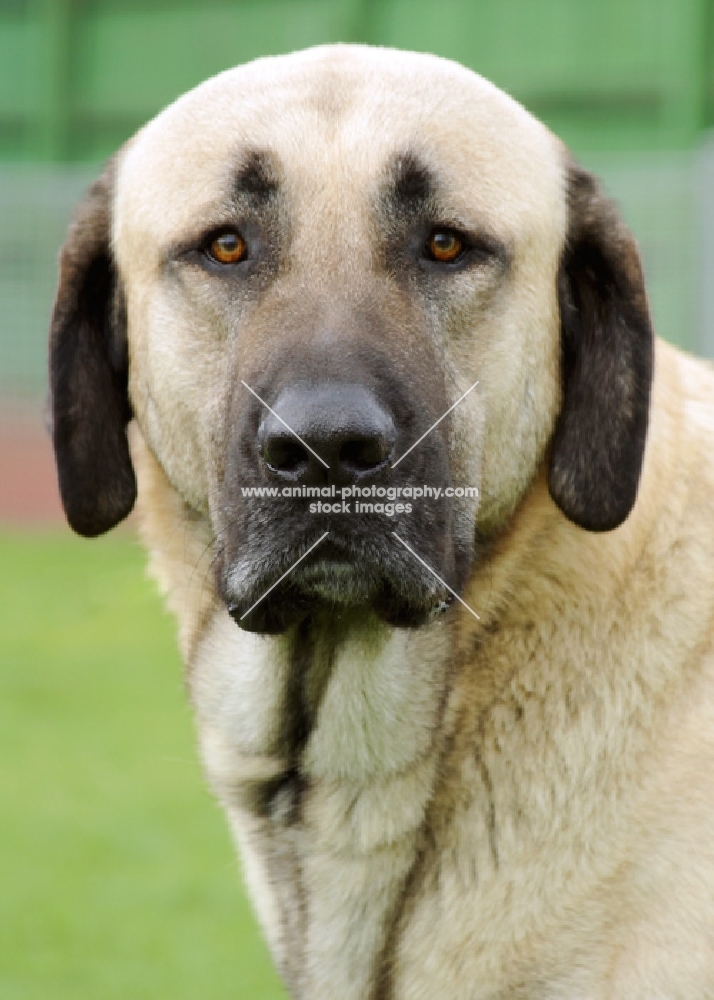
[425,229,465,264]
[205,230,248,265]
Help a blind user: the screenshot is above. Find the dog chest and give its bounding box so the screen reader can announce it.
[190,610,450,995]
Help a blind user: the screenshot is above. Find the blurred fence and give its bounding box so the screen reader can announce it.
[3,0,714,402]
[0,165,95,399]
[0,146,711,403]
[3,0,712,159]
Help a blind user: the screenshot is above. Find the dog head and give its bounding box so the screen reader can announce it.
[49,45,653,634]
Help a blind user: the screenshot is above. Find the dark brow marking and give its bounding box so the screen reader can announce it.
[389,151,434,207]
[234,149,279,202]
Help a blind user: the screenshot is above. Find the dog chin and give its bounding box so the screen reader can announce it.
[290,558,380,602]
[225,558,443,635]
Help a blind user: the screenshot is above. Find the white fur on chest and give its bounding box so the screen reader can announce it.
[190,611,448,789]
[190,611,450,996]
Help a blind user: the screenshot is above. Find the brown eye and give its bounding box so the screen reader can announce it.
[426,229,464,263]
[207,231,247,264]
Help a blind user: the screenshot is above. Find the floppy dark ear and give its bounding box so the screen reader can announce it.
[549,162,654,532]
[49,160,136,537]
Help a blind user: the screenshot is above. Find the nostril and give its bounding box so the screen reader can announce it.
[262,436,309,477]
[339,436,391,474]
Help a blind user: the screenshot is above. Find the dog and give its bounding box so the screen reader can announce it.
[49,44,714,998]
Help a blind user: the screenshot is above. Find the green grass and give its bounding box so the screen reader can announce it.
[0,530,286,1000]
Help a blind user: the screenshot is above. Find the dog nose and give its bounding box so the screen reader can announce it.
[257,384,396,484]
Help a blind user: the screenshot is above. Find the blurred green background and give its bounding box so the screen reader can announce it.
[2,1,714,997]
[0,532,285,999]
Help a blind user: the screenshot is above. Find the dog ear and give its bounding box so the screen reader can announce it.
[548,162,654,532]
[49,159,136,537]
